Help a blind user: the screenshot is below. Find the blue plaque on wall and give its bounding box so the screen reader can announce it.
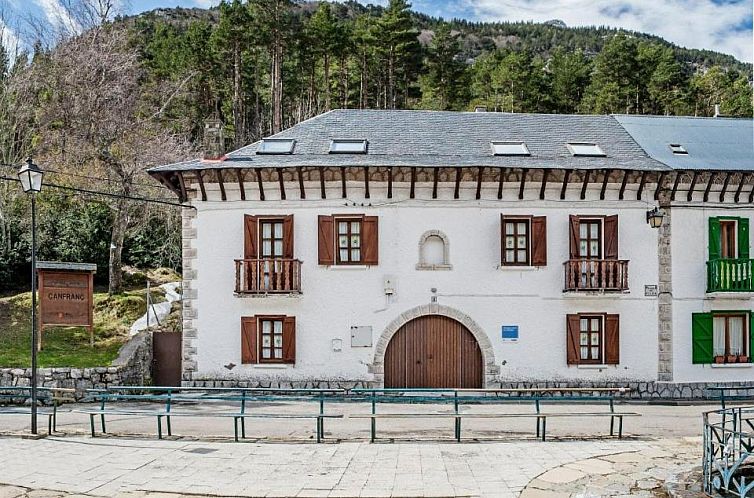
[501,325,519,342]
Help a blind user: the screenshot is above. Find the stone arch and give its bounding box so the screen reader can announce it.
[369,304,498,387]
[416,230,452,270]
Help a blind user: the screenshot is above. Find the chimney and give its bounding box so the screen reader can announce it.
[203,118,226,160]
[713,104,721,118]
[474,105,487,113]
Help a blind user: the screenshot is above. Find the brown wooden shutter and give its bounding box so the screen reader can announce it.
[566,314,580,365]
[605,314,620,365]
[362,216,379,265]
[244,215,258,259]
[282,215,294,259]
[531,216,547,266]
[499,214,505,265]
[317,215,334,265]
[604,215,619,259]
[282,316,296,364]
[569,215,580,259]
[241,316,258,364]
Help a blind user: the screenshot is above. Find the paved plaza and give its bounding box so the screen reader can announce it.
[0,402,717,497]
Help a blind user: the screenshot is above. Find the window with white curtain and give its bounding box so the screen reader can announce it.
[713,314,748,361]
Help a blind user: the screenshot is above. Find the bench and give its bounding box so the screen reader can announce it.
[79,387,346,442]
[349,387,640,442]
[0,386,76,434]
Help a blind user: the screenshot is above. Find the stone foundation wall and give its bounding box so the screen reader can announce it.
[182,376,753,400]
[0,331,152,399]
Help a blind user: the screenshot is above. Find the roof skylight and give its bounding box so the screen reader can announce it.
[257,138,296,155]
[491,141,530,156]
[566,142,606,157]
[669,144,688,155]
[329,139,368,154]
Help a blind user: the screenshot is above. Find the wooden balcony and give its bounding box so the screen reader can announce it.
[707,258,754,293]
[235,258,302,295]
[564,259,629,292]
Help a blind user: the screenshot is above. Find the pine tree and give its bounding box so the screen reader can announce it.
[375,0,420,109]
[548,48,591,114]
[583,34,640,114]
[307,3,340,111]
[419,23,466,110]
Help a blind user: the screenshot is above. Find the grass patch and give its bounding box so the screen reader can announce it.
[0,288,165,368]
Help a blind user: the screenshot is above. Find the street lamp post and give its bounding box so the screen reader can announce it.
[18,157,44,435]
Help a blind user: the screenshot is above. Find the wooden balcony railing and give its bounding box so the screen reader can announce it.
[564,259,629,292]
[235,258,302,295]
[707,258,754,293]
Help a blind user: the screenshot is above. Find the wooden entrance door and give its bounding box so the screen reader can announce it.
[152,331,182,387]
[384,315,483,388]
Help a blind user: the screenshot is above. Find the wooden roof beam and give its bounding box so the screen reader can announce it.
[215,169,226,201]
[579,170,590,200]
[686,171,698,201]
[276,168,286,200]
[388,167,393,199]
[364,167,370,199]
[454,167,461,199]
[734,173,748,203]
[719,171,731,202]
[235,169,246,201]
[618,170,629,200]
[599,169,610,200]
[256,168,265,201]
[318,167,325,199]
[653,172,666,201]
[476,167,484,200]
[297,167,306,199]
[703,172,715,202]
[560,169,572,200]
[539,169,549,200]
[636,171,648,201]
[497,168,506,199]
[410,167,416,199]
[518,168,528,200]
[432,167,439,199]
[340,167,347,198]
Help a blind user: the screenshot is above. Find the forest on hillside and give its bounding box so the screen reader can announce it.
[0,0,751,294]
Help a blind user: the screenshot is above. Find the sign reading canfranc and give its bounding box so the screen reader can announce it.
[37,261,97,349]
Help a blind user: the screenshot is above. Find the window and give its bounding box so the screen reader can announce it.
[720,220,737,259]
[329,139,368,154]
[260,220,284,258]
[579,219,602,259]
[500,215,547,267]
[566,142,606,157]
[566,313,619,365]
[713,314,749,361]
[669,144,688,155]
[257,138,295,154]
[337,218,363,264]
[491,141,530,156]
[579,315,603,364]
[318,215,379,266]
[502,218,530,265]
[692,311,752,364]
[241,315,296,364]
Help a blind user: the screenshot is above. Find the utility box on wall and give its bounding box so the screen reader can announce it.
[351,326,373,347]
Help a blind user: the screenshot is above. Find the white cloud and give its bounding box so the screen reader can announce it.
[34,0,82,34]
[464,0,753,62]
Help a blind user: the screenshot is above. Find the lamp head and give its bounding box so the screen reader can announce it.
[17,158,44,194]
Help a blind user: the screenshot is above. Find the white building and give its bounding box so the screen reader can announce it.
[149,111,754,397]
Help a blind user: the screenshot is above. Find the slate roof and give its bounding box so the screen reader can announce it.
[148,110,670,173]
[614,115,754,171]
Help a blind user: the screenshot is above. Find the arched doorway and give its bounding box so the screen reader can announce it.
[384,315,483,388]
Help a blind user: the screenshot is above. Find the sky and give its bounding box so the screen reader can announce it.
[1,0,752,62]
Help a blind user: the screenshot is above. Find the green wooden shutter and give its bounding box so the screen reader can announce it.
[692,312,714,364]
[738,217,749,259]
[709,217,721,260]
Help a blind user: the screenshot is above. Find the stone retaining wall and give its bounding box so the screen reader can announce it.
[182,376,753,400]
[0,331,152,399]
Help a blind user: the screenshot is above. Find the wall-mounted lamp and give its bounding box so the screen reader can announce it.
[646,207,665,228]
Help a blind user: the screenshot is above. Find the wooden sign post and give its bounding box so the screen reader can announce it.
[37,262,97,350]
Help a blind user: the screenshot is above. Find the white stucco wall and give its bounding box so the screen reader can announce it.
[188,179,665,384]
[671,204,754,383]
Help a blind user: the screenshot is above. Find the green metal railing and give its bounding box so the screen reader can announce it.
[707,258,754,292]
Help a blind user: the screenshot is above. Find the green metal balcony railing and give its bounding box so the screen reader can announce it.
[707,258,754,292]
